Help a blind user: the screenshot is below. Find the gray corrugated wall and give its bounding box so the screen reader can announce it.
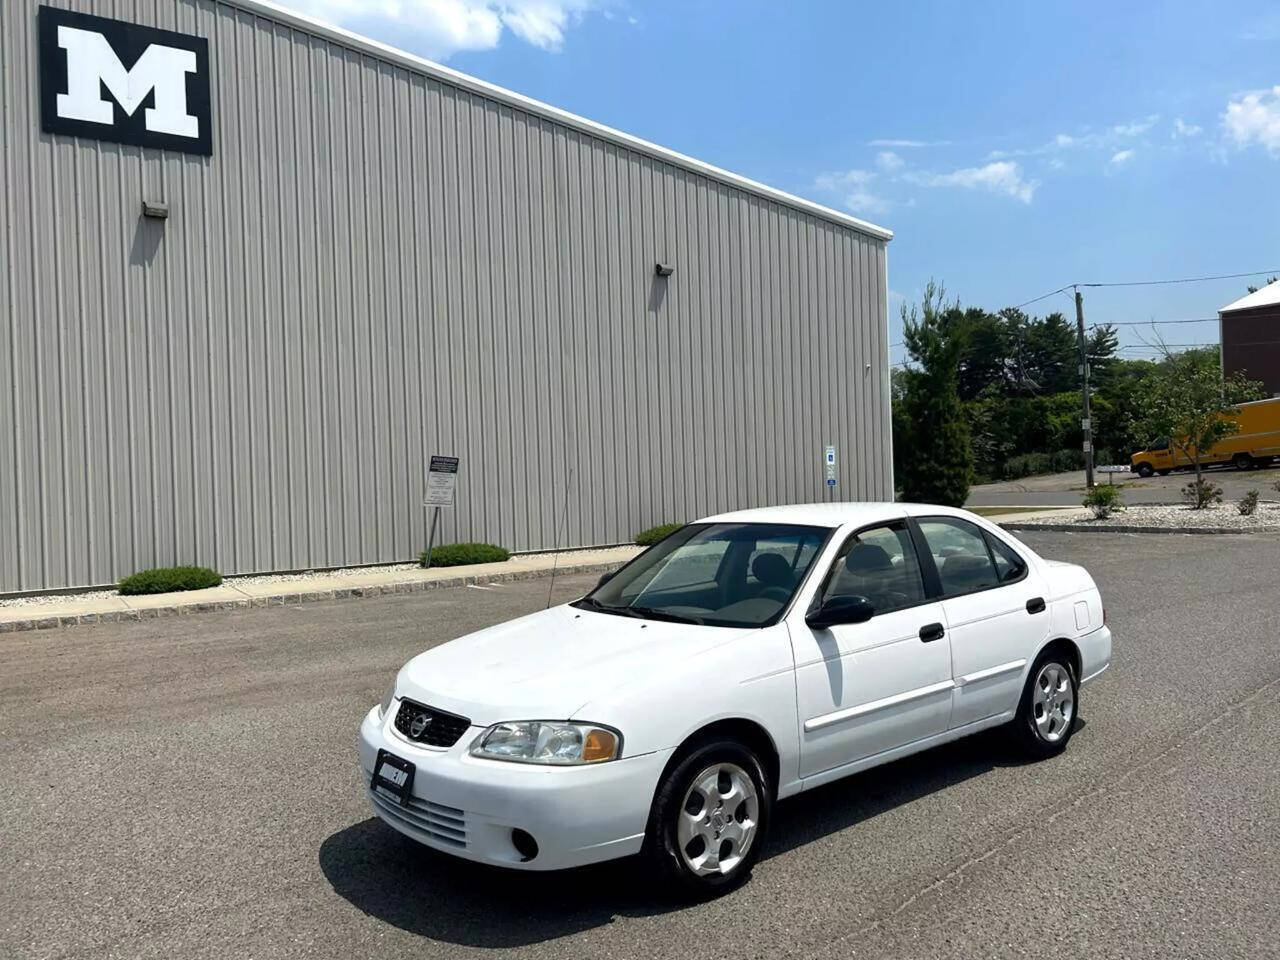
[0,0,892,593]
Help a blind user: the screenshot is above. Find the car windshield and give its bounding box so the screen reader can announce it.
[573,523,830,628]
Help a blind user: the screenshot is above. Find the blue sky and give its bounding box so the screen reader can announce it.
[289,1,1280,365]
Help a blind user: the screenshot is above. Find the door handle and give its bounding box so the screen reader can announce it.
[1026,597,1046,614]
[919,622,945,643]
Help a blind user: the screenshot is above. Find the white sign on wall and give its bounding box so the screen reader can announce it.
[424,456,460,507]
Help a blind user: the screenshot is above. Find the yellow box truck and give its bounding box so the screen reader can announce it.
[1130,396,1280,477]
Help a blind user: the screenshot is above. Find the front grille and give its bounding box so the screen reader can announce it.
[393,698,471,748]
[369,789,467,848]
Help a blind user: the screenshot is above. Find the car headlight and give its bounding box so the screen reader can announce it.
[470,721,621,765]
[378,680,397,720]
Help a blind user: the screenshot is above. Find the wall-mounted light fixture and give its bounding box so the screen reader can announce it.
[142,201,169,220]
[654,262,674,277]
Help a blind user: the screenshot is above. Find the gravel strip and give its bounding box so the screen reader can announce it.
[1020,502,1280,530]
[0,547,638,609]
[0,589,120,609]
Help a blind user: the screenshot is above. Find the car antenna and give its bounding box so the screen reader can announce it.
[545,467,575,608]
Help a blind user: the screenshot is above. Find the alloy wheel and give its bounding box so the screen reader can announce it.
[1032,662,1074,743]
[677,762,759,876]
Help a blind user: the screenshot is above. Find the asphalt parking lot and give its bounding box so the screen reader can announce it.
[4,531,1280,960]
[967,463,1280,508]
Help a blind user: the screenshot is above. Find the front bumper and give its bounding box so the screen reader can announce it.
[357,705,672,870]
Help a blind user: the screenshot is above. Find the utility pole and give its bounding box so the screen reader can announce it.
[1075,286,1095,488]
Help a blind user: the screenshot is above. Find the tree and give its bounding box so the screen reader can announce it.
[897,281,973,505]
[1133,346,1242,507]
[1246,276,1277,294]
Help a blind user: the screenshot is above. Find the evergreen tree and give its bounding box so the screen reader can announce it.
[897,282,973,506]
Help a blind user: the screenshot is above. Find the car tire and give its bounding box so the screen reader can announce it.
[1011,650,1079,759]
[1233,453,1254,471]
[643,738,772,899]
[1135,462,1154,478]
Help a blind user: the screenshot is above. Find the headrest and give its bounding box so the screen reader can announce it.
[846,543,893,573]
[752,552,793,589]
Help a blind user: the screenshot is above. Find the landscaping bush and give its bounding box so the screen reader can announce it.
[1239,490,1259,516]
[1082,484,1125,520]
[1180,478,1223,510]
[1001,449,1084,481]
[635,522,684,546]
[420,542,510,567]
[118,566,222,595]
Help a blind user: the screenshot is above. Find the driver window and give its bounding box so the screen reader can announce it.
[821,523,926,616]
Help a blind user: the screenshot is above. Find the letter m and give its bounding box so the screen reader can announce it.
[56,25,199,139]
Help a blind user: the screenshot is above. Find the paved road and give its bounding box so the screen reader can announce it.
[967,463,1280,508]
[4,533,1280,960]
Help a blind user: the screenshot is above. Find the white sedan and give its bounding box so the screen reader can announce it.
[358,503,1111,896]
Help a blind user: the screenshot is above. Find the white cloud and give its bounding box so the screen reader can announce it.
[905,160,1038,203]
[875,150,904,172]
[867,138,951,148]
[1047,156,1065,170]
[1110,148,1135,166]
[1223,86,1280,155]
[1112,114,1159,137]
[813,168,890,215]
[284,0,600,57]
[1172,117,1202,138]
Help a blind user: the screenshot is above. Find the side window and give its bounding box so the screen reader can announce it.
[985,532,1027,583]
[822,523,926,615]
[917,518,1000,597]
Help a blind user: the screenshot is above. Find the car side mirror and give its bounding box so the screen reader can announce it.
[806,595,875,629]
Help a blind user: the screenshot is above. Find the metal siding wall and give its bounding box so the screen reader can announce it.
[1,0,891,592]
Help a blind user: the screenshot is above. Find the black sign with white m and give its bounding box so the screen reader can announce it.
[38,5,212,156]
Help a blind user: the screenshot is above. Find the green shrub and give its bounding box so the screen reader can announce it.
[1002,449,1084,481]
[420,543,510,567]
[1238,490,1259,516]
[635,522,684,546]
[1083,484,1125,519]
[1181,478,1223,510]
[118,566,222,595]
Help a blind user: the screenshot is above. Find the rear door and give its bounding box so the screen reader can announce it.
[790,521,953,779]
[913,517,1050,730]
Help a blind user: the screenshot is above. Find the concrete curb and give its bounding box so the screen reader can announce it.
[0,560,623,634]
[1002,522,1280,536]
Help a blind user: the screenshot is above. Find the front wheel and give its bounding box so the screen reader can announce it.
[1011,652,1078,758]
[643,739,772,899]
[1135,462,1154,478]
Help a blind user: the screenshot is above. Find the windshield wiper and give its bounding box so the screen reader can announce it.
[574,597,646,618]
[627,606,705,626]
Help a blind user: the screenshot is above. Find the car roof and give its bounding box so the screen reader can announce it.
[696,501,980,529]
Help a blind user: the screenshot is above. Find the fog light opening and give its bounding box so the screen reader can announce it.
[511,828,539,862]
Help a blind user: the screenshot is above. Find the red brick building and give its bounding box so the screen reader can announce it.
[1220,280,1280,397]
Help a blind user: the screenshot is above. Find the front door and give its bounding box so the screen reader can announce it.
[791,521,953,779]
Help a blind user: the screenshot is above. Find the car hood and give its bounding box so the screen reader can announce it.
[396,604,751,727]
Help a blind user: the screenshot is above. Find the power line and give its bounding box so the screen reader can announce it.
[1091,317,1218,327]
[1010,268,1280,312]
[1079,269,1280,289]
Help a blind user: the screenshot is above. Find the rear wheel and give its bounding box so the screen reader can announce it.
[1011,651,1078,758]
[1233,453,1255,471]
[644,739,772,899]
